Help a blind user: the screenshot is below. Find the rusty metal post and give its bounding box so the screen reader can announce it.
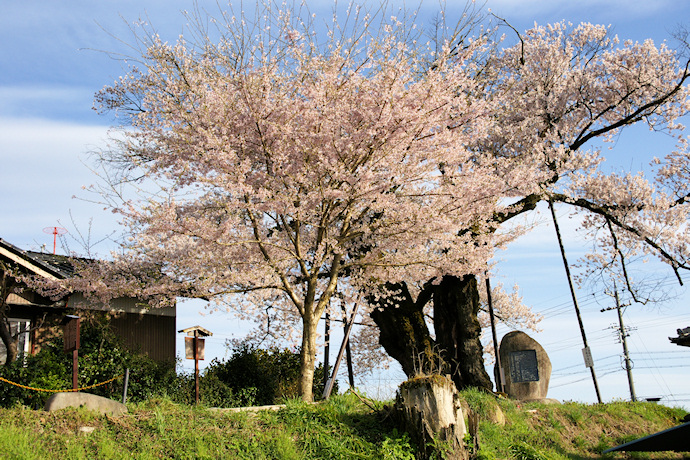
[63,315,80,391]
[72,349,78,390]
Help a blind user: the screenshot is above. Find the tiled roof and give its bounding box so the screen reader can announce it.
[0,238,82,279]
[24,251,77,278]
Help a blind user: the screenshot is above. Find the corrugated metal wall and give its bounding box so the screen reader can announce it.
[108,313,176,362]
[22,310,176,363]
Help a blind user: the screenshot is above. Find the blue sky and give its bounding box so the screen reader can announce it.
[1,0,690,407]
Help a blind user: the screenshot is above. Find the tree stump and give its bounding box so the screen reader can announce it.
[395,375,468,460]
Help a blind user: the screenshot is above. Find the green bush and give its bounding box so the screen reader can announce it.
[0,324,337,409]
[0,320,177,408]
[202,343,336,406]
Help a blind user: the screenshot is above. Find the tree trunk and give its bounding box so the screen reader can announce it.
[0,320,17,366]
[370,276,493,392]
[0,270,17,366]
[370,282,437,377]
[432,275,493,392]
[299,313,319,401]
[395,375,469,460]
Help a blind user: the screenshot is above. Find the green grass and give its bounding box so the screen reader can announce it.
[461,389,689,459]
[0,391,686,459]
[0,394,414,460]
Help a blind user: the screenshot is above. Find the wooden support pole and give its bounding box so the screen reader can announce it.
[339,303,356,389]
[345,329,355,389]
[323,313,330,389]
[485,275,504,393]
[323,303,359,399]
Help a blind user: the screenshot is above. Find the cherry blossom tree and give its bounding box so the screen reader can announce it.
[77,4,690,399]
[367,20,690,392]
[483,22,690,293]
[85,4,522,401]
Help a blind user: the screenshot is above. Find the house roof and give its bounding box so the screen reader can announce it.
[0,238,71,280]
[24,250,77,278]
[178,326,213,337]
[669,327,690,347]
[603,421,690,453]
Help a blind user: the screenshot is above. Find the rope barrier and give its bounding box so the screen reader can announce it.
[0,374,123,393]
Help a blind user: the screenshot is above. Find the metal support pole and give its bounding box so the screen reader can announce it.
[122,368,130,404]
[549,200,602,403]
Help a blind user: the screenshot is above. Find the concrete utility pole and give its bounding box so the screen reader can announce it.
[549,201,602,403]
[602,286,637,402]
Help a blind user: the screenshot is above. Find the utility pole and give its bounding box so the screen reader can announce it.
[549,201,602,403]
[602,286,637,402]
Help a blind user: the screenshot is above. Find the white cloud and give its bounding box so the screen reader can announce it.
[0,117,117,251]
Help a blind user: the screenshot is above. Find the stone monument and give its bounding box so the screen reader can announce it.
[497,331,554,402]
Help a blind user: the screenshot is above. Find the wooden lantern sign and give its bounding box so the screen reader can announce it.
[63,315,80,353]
[180,326,212,360]
[178,326,213,403]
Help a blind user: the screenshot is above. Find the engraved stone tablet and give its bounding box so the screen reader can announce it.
[509,350,539,383]
[497,331,552,401]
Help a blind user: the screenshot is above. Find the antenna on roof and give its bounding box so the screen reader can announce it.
[42,227,67,255]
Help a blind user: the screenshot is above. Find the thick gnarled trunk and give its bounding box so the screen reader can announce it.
[371,275,493,392]
[370,282,436,376]
[432,275,493,391]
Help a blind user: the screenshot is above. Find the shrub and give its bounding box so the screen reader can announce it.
[0,324,336,409]
[202,343,336,406]
[0,319,177,408]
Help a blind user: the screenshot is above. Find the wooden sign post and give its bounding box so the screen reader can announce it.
[63,315,80,390]
[178,326,212,403]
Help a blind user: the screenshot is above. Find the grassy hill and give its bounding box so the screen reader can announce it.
[0,391,686,459]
